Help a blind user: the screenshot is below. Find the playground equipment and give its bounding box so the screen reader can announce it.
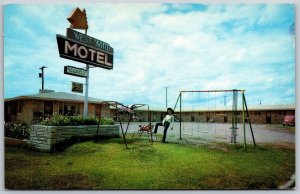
[102,101,151,149]
[173,89,256,149]
[132,123,154,142]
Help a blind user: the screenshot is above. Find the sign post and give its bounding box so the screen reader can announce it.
[57,7,114,117]
[84,63,89,116]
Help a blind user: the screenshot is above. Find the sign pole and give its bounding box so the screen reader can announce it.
[84,29,89,117]
[84,64,89,117]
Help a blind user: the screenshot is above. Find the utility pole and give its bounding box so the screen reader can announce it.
[39,66,47,91]
[164,86,168,108]
[224,95,227,106]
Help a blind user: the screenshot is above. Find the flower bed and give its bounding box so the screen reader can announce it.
[41,114,114,126]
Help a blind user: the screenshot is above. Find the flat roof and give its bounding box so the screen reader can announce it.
[4,92,104,104]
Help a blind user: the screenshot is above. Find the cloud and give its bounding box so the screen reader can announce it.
[4,3,295,108]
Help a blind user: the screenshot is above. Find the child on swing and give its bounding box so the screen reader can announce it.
[153,107,174,143]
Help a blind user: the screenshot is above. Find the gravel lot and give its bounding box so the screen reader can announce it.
[121,122,295,145]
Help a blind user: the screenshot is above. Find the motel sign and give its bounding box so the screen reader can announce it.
[56,35,113,69]
[56,7,114,117]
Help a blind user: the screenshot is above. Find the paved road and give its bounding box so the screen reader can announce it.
[121,122,295,144]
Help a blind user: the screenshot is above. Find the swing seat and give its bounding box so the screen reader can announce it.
[132,123,154,142]
[137,123,154,134]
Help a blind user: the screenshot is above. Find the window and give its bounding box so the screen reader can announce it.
[44,101,53,117]
[254,111,261,116]
[198,112,203,116]
[76,104,80,115]
[279,111,287,116]
[64,105,75,116]
[59,102,64,115]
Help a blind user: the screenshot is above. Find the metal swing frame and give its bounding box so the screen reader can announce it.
[174,89,256,149]
[102,101,151,149]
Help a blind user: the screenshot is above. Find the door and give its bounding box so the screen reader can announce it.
[224,116,228,123]
[266,112,271,124]
[206,112,210,122]
[44,101,53,118]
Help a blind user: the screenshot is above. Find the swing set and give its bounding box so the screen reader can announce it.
[174,89,256,149]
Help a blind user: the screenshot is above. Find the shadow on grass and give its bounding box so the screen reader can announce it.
[5,172,95,190]
[51,135,122,153]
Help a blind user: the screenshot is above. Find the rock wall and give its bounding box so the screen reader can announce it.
[30,125,120,151]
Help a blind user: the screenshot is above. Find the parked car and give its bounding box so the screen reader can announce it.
[282,115,295,126]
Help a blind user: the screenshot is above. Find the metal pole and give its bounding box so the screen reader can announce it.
[84,29,89,117]
[164,86,168,108]
[166,86,168,108]
[39,66,47,91]
[180,89,244,93]
[173,92,181,111]
[243,93,256,147]
[118,114,129,149]
[242,90,246,150]
[84,64,89,117]
[41,68,44,90]
[179,91,182,140]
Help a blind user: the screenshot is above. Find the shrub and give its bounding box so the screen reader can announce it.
[4,121,30,139]
[100,118,115,125]
[40,113,114,126]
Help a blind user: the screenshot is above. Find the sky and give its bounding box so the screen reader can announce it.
[3,3,295,109]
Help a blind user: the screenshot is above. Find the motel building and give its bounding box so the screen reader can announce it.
[4,91,295,125]
[170,104,295,124]
[130,105,295,124]
[4,91,110,124]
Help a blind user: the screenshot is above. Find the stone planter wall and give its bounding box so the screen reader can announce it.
[30,124,120,151]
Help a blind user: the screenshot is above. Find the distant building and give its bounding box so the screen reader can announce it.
[128,105,295,124]
[173,104,295,124]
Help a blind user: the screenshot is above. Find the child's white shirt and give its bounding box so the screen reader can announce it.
[162,114,174,129]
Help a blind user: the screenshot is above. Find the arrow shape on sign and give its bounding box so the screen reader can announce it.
[67,7,88,30]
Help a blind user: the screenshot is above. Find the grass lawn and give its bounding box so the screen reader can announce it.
[5,137,295,190]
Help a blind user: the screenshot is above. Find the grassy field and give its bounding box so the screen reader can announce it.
[5,137,295,190]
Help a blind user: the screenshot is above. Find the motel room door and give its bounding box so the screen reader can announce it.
[44,101,53,118]
[266,112,272,124]
[206,112,210,122]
